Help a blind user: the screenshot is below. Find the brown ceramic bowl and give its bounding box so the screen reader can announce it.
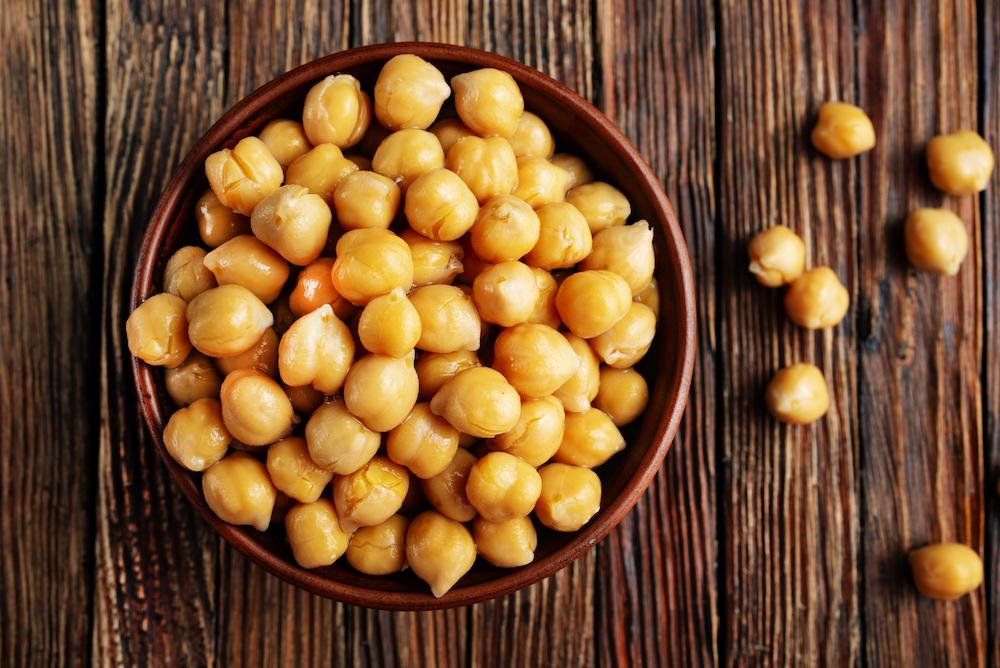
[130,42,695,610]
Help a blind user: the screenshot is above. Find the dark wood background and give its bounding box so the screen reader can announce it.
[2,0,997,665]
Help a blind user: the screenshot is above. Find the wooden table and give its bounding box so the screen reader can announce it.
[3,0,997,665]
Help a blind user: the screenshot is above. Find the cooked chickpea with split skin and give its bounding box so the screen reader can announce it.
[409,284,482,353]
[421,448,478,522]
[407,510,477,598]
[490,396,565,467]
[203,235,290,304]
[512,156,570,209]
[220,369,296,446]
[535,463,602,532]
[250,184,332,266]
[590,301,657,369]
[343,353,419,432]
[493,323,580,398]
[285,143,359,206]
[266,436,333,504]
[196,189,251,248]
[357,287,422,357]
[784,267,849,330]
[186,285,274,358]
[810,101,876,159]
[446,136,519,204]
[472,261,539,326]
[404,168,480,241]
[374,54,451,130]
[205,136,284,216]
[765,363,829,425]
[332,170,400,231]
[387,403,460,479]
[258,119,312,166]
[333,456,410,533]
[430,366,521,437]
[452,68,524,138]
[926,130,995,196]
[415,349,481,399]
[555,270,632,339]
[909,543,983,600]
[747,225,805,287]
[285,498,352,568]
[126,293,192,367]
[401,229,465,286]
[347,514,410,575]
[373,128,445,190]
[215,327,279,377]
[904,208,969,276]
[288,257,354,319]
[594,367,648,427]
[331,228,414,305]
[165,351,222,406]
[550,153,593,188]
[305,399,380,474]
[163,398,230,472]
[202,453,276,532]
[566,182,631,234]
[302,74,371,148]
[163,246,216,301]
[470,195,541,263]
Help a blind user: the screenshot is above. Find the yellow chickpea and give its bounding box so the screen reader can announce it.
[512,157,570,209]
[288,257,354,320]
[550,153,593,188]
[473,516,536,568]
[926,130,994,195]
[554,407,625,468]
[305,399,381,474]
[283,382,324,416]
[204,136,283,216]
[332,170,401,231]
[590,302,657,368]
[302,74,371,148]
[215,327,279,377]
[346,514,410,575]
[195,189,251,248]
[373,129,445,190]
[343,353,419,432]
[747,225,806,287]
[553,334,600,413]
[904,208,969,276]
[285,143,360,206]
[163,246,216,302]
[165,351,222,406]
[810,101,876,159]
[266,436,334,504]
[333,456,410,532]
[203,235,290,304]
[374,54,451,130]
[278,304,355,394]
[430,118,476,152]
[355,288,421,358]
[765,363,829,425]
[490,396,565,467]
[525,268,561,329]
[415,350,481,400]
[470,195,541,263]
[492,324,580,398]
[565,182,631,234]
[401,229,465,286]
[185,285,275,358]
[534,463,602,532]
[430,367,521,437]
[465,451,541,523]
[202,453,277,531]
[507,111,554,159]
[523,202,592,269]
[162,398,229,472]
[909,542,984,600]
[259,119,312,166]
[250,184,332,266]
[421,448,477,521]
[634,279,660,318]
[409,284,482,353]
[472,261,539,327]
[594,367,649,426]
[404,168,480,241]
[387,403,460,479]
[581,221,655,295]
[784,267,849,330]
[406,510,477,597]
[451,68,524,138]
[220,369,295,446]
[126,293,192,367]
[331,228,414,305]
[555,270,631,339]
[446,136,518,204]
[285,498,352,568]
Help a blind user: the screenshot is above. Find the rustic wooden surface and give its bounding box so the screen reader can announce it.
[1,0,997,665]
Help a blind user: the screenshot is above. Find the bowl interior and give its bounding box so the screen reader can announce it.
[132,43,695,610]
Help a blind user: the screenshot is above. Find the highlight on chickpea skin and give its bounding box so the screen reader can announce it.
[401,229,465,287]
[195,189,251,248]
[285,143,359,206]
[332,170,401,231]
[580,221,655,295]
[466,451,542,523]
[258,118,312,166]
[404,168,480,241]
[765,363,829,425]
[784,267,849,330]
[747,225,806,287]
[490,396,565,467]
[492,323,580,398]
[904,208,969,276]
[372,128,445,190]
[266,436,333,504]
[810,101,876,159]
[926,130,995,196]
[446,136,519,204]
[251,184,332,266]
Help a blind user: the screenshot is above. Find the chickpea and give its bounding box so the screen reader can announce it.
[346,154,372,170]
[430,367,521,437]
[344,353,419,432]
[565,182,630,234]
[165,351,222,406]
[401,229,465,286]
[346,514,410,575]
[451,68,524,138]
[331,228,414,305]
[594,367,649,426]
[289,257,354,320]
[195,189,251,248]
[512,157,571,209]
[554,407,625,468]
[216,327,279,377]
[250,185,332,266]
[163,246,216,301]
[634,279,660,318]
[357,288,422,358]
[220,369,295,446]
[534,463,601,532]
[550,153,593,189]
[283,382,324,416]
[333,456,410,532]
[186,285,274,357]
[491,326,577,401]
[204,136,283,216]
[374,54,451,130]
[415,350,481,400]
[285,143,360,206]
[473,516,538,568]
[265,436,334,504]
[747,225,806,287]
[305,399,380,474]
[765,363,829,424]
[458,235,492,285]
[259,119,312,166]
[810,101,876,159]
[523,202,592,269]
[332,170,401,231]
[372,129,445,190]
[464,451,541,523]
[430,118,476,152]
[470,195,541,263]
[490,396,564,467]
[445,136,518,204]
[904,208,969,276]
[523,268,561,329]
[420,449,477,521]
[126,293,192,367]
[285,498,352,568]
[202,453,277,531]
[278,304,355,394]
[555,270,631,339]
[302,74,371,148]
[471,261,539,327]
[784,267,849,330]
[163,398,229,471]
[406,510,477,597]
[552,334,600,413]
[404,168,480,241]
[409,284,482,353]
[387,403,460,479]
[581,221,655,295]
[590,302,656,369]
[203,235,290,304]
[926,130,994,195]
[507,111,554,159]
[909,542,983,600]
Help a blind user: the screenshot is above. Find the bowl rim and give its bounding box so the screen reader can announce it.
[130,41,696,610]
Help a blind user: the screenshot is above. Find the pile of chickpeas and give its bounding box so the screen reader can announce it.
[126,54,658,598]
[747,100,994,601]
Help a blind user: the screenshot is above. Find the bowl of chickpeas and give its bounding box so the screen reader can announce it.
[128,42,695,609]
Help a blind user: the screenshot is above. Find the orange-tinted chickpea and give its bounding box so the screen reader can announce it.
[203,235,290,304]
[289,258,354,320]
[195,189,251,248]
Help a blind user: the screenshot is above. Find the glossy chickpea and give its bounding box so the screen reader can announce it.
[374,54,451,130]
[165,352,222,406]
[473,516,537,568]
[554,407,625,468]
[387,403,460,479]
[492,324,579,399]
[406,511,477,597]
[765,363,829,424]
[187,286,274,358]
[163,246,216,301]
[289,258,354,320]
[926,131,995,195]
[565,182,630,234]
[512,157,570,209]
[581,221,655,296]
[215,327,279,377]
[259,119,312,166]
[344,353,419,432]
[525,268,561,329]
[470,195,541,263]
[195,189,251,248]
[909,543,984,600]
[590,302,656,368]
[446,136,518,204]
[283,382,324,416]
[302,74,370,148]
[332,170,400,231]
[430,118,476,152]
[347,515,410,575]
[285,143,359,206]
[421,448,477,521]
[163,398,229,471]
[747,225,806,287]
[250,185,332,266]
[305,399,380,474]
[401,229,465,286]
[266,436,334,504]
[372,129,445,190]
[508,111,554,159]
[634,279,659,318]
[490,396,565,467]
[464,452,541,523]
[904,208,969,276]
[594,367,649,426]
[471,261,539,327]
[409,284,482,353]
[810,101,876,159]
[404,168,480,241]
[203,235,290,304]
[555,270,631,339]
[202,453,277,531]
[415,350,481,400]
[205,136,283,216]
[333,456,410,532]
[550,153,593,188]
[285,498,351,568]
[534,463,601,532]
[331,228,414,305]
[356,288,421,358]
[126,293,192,367]
[523,202,592,270]
[220,369,295,446]
[430,367,521,437]
[784,267,849,330]
[451,68,524,138]
[553,334,600,413]
[278,304,355,394]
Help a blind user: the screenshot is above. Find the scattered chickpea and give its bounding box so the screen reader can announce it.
[430,367,521,437]
[266,436,333,504]
[186,285,274,358]
[302,74,371,148]
[372,129,445,190]
[258,119,312,166]
[909,543,983,600]
[904,208,969,276]
[594,367,649,427]
[357,288,422,357]
[202,453,276,532]
[250,184,332,266]
[446,136,519,203]
[195,189,251,248]
[165,351,222,406]
[451,68,524,138]
[490,396,565,467]
[126,293,192,368]
[347,514,410,575]
[343,353,420,432]
[554,407,625,468]
[305,399,381,474]
[163,246,216,301]
[215,327,279,377]
[580,221,655,295]
[387,403,460,479]
[810,101,875,159]
[765,363,829,425]
[534,463,602,532]
[421,448,478,522]
[163,398,230,472]
[926,130,995,195]
[784,267,849,330]
[555,270,632,339]
[493,324,580,398]
[550,153,593,188]
[406,510,477,597]
[203,235,290,304]
[401,229,465,287]
[374,54,451,130]
[285,498,352,568]
[220,369,296,446]
[404,168,480,241]
[285,143,359,206]
[565,182,631,234]
[507,111,554,159]
[332,170,401,231]
[333,456,410,532]
[747,225,806,287]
